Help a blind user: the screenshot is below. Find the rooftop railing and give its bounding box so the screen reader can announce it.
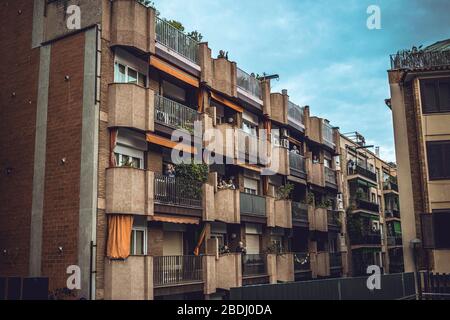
[288,101,305,131]
[155,17,199,64]
[390,50,450,70]
[154,173,202,208]
[153,255,203,287]
[237,68,262,99]
[154,94,198,133]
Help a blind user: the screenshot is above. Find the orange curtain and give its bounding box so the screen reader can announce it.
[106,215,134,259]
[110,128,118,167]
[194,225,207,256]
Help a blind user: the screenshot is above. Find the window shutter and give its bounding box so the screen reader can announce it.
[421,80,438,113]
[438,79,450,112]
[426,142,444,180]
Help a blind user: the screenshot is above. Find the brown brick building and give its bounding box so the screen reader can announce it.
[387,39,450,273]
[0,0,402,300]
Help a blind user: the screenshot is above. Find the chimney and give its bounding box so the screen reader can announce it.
[375,146,380,157]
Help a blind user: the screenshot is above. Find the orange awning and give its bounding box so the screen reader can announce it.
[148,214,200,225]
[150,56,199,88]
[146,133,197,154]
[211,92,243,113]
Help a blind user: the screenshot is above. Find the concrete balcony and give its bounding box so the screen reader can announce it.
[199,44,237,98]
[308,207,328,232]
[307,117,336,151]
[214,253,242,290]
[110,0,156,54]
[209,189,241,224]
[269,91,288,125]
[324,167,338,190]
[276,253,295,282]
[104,256,153,300]
[311,252,330,278]
[307,159,325,187]
[267,198,292,229]
[289,152,307,179]
[108,83,155,131]
[105,168,154,215]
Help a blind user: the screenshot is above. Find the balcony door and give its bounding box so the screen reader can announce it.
[162,231,184,283]
[163,231,183,256]
[246,234,260,254]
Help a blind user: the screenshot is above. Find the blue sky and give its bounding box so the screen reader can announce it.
[153,0,450,162]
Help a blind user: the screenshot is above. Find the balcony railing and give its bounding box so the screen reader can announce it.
[350,232,382,246]
[387,236,403,246]
[242,254,267,276]
[292,202,309,223]
[390,49,450,70]
[154,173,202,208]
[322,121,334,147]
[289,152,306,177]
[348,164,377,182]
[327,210,341,229]
[354,198,380,213]
[293,252,310,272]
[329,252,342,268]
[155,17,199,64]
[324,167,337,186]
[288,101,305,131]
[383,180,399,192]
[153,255,203,287]
[240,192,266,217]
[385,208,400,219]
[237,68,262,99]
[154,94,198,132]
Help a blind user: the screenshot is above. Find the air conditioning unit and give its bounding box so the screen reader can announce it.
[281,139,290,149]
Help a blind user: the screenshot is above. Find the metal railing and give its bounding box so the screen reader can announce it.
[324,166,337,185]
[242,254,267,276]
[240,192,266,216]
[293,252,311,272]
[292,202,309,222]
[154,94,198,132]
[289,152,306,177]
[390,50,450,70]
[348,163,377,182]
[387,236,403,246]
[155,17,199,64]
[327,210,341,229]
[153,255,203,287]
[385,207,400,218]
[154,173,202,208]
[237,68,262,99]
[354,198,380,213]
[350,232,382,245]
[322,121,334,147]
[329,252,342,268]
[383,180,399,192]
[288,101,305,130]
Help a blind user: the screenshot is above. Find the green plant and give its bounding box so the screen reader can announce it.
[317,199,331,208]
[175,160,208,183]
[306,192,315,205]
[355,187,365,200]
[187,30,203,42]
[276,183,294,200]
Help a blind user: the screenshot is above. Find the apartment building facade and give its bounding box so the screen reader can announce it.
[0,0,402,300]
[387,39,450,273]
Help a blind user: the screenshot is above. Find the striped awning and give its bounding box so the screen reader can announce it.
[148,214,200,225]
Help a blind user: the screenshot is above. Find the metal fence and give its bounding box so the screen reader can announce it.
[230,272,416,300]
[242,254,267,277]
[154,173,202,208]
[153,255,203,287]
[154,94,198,132]
[236,68,262,99]
[390,50,450,70]
[292,202,308,222]
[420,272,450,300]
[240,192,266,216]
[289,152,306,177]
[288,101,305,130]
[155,17,199,63]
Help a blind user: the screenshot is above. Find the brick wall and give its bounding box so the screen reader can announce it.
[0,0,40,277]
[40,32,86,291]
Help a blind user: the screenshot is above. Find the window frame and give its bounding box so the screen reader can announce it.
[420,77,450,114]
[426,140,450,180]
[114,61,147,87]
[130,227,147,256]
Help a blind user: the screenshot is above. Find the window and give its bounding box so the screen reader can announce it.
[420,78,450,114]
[114,62,147,87]
[426,141,450,180]
[130,228,147,255]
[242,120,258,136]
[115,153,141,169]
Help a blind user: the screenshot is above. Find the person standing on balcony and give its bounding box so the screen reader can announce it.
[236,241,247,254]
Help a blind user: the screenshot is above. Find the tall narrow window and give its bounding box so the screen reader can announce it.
[426,141,450,180]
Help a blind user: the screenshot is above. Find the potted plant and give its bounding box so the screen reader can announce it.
[276,183,294,200]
